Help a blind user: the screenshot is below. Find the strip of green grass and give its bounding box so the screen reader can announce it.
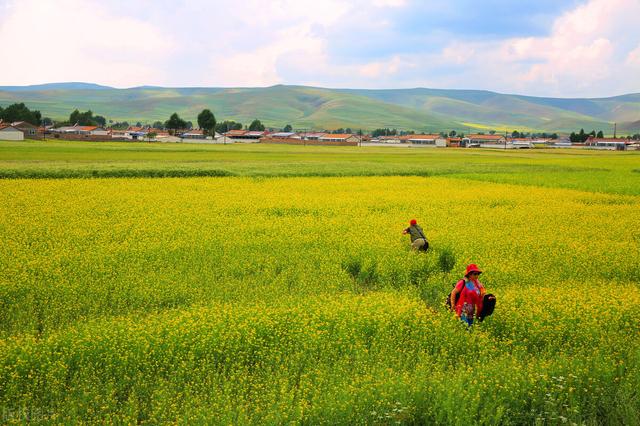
[1,140,639,194]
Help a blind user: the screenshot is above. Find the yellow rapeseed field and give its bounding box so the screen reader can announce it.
[1,175,639,424]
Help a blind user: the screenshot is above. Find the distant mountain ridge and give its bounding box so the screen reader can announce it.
[0,83,638,134]
[0,82,114,91]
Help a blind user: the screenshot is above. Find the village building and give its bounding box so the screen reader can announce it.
[585,137,631,151]
[179,129,223,142]
[268,132,301,139]
[0,124,25,140]
[50,125,109,136]
[401,134,447,147]
[302,132,327,141]
[378,135,402,143]
[462,134,507,148]
[507,138,536,149]
[447,137,462,147]
[180,129,206,139]
[78,126,109,136]
[318,133,360,143]
[222,130,265,142]
[11,121,39,138]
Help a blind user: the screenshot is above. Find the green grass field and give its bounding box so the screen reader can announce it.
[2,140,640,195]
[1,140,639,424]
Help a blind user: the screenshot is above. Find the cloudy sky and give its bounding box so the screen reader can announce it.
[1,0,639,97]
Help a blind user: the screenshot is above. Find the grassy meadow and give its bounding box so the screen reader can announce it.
[1,140,639,424]
[3,84,635,132]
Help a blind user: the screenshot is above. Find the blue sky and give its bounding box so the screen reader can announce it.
[0,0,639,97]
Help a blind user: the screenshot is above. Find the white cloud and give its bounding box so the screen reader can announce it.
[208,22,329,87]
[372,0,407,7]
[425,0,640,96]
[626,44,640,67]
[358,56,407,78]
[0,0,637,96]
[204,0,352,86]
[0,0,176,87]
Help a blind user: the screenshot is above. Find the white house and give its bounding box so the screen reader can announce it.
[11,121,39,138]
[463,134,507,148]
[51,125,109,136]
[585,137,630,151]
[318,133,360,143]
[0,125,25,141]
[402,134,447,147]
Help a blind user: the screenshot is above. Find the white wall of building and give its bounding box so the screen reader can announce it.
[0,128,25,141]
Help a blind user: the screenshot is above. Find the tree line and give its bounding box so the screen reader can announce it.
[0,103,47,125]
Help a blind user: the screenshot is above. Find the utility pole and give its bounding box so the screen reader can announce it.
[614,122,617,138]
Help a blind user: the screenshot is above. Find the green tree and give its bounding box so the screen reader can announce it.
[596,130,604,138]
[215,121,243,133]
[512,130,520,138]
[449,130,457,137]
[165,113,187,134]
[283,124,293,132]
[0,103,42,125]
[111,121,129,130]
[248,119,265,131]
[147,131,157,142]
[152,121,164,129]
[94,115,107,127]
[69,109,98,126]
[197,109,217,136]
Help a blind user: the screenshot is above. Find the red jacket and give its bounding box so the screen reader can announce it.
[454,279,485,319]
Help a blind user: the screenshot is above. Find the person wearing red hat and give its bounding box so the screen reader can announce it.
[450,264,486,325]
[402,219,429,251]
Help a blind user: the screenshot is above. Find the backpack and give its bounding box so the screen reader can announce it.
[415,226,429,252]
[445,279,465,311]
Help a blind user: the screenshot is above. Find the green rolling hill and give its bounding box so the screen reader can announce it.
[0,83,638,134]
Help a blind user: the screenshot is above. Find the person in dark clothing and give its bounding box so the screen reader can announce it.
[403,219,429,251]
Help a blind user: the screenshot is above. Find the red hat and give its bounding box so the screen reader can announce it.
[465,264,482,277]
[410,219,417,226]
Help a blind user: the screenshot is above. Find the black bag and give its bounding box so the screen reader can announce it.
[416,227,429,252]
[477,294,496,321]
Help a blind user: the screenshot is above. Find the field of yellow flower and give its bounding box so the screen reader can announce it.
[1,145,639,423]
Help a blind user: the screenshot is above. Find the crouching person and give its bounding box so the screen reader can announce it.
[402,219,429,252]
